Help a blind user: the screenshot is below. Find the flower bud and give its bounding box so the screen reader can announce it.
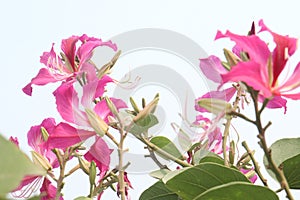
[89,161,97,186]
[229,140,235,165]
[223,48,239,67]
[40,127,49,142]
[197,98,232,116]
[31,151,52,171]
[133,97,159,122]
[105,96,119,118]
[130,97,140,113]
[85,108,108,137]
[78,157,90,175]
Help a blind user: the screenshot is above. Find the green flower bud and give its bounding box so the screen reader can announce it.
[78,157,90,175]
[85,108,108,137]
[197,98,232,116]
[40,127,49,142]
[31,151,52,171]
[133,97,159,122]
[89,161,97,186]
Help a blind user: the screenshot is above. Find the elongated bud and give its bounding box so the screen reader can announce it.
[229,140,235,165]
[89,161,97,186]
[105,96,119,118]
[40,127,49,142]
[85,108,108,137]
[133,97,159,122]
[97,50,121,79]
[78,157,90,175]
[223,48,239,67]
[130,97,140,113]
[151,93,159,113]
[197,98,232,116]
[31,151,52,171]
[142,98,146,108]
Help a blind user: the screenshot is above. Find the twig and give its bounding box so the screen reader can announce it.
[242,141,268,186]
[249,89,294,200]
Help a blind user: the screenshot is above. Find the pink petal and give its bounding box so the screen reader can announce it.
[27,118,56,153]
[259,20,298,86]
[199,55,227,83]
[221,61,272,97]
[78,34,117,65]
[281,92,300,100]
[195,87,236,113]
[84,137,113,180]
[53,82,89,127]
[61,36,80,72]
[12,176,41,192]
[215,30,270,67]
[276,62,300,93]
[47,122,95,149]
[94,98,127,122]
[40,179,63,200]
[259,95,287,114]
[22,68,59,96]
[81,76,113,108]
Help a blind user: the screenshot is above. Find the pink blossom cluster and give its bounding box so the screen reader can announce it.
[12,34,130,199]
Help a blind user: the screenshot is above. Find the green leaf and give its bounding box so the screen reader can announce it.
[193,182,279,200]
[74,197,93,200]
[199,156,224,165]
[282,153,300,189]
[125,113,159,137]
[263,138,300,180]
[163,162,250,199]
[150,169,171,179]
[150,136,184,160]
[193,149,221,164]
[0,135,45,196]
[139,181,182,200]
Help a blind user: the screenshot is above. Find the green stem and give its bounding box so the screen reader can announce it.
[141,137,192,167]
[241,141,268,186]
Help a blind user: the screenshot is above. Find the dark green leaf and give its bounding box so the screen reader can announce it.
[282,153,300,189]
[163,162,250,199]
[193,182,279,200]
[150,136,184,160]
[263,138,300,180]
[139,181,181,200]
[0,135,45,196]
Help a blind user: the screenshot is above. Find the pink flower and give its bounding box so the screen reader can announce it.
[11,119,60,199]
[53,77,127,128]
[13,118,93,199]
[218,20,299,111]
[197,55,237,113]
[84,137,113,181]
[23,34,117,96]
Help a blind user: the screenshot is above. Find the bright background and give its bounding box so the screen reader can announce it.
[1,1,300,199]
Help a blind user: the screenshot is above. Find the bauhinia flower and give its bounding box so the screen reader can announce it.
[216,19,299,111]
[12,118,95,199]
[23,34,117,96]
[53,76,127,131]
[12,118,61,199]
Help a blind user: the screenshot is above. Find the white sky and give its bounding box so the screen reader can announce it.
[1,1,300,199]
